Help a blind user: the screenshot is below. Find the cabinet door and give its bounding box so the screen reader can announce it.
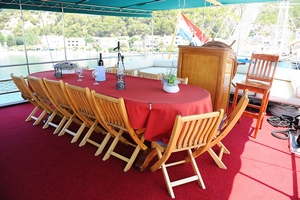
[179,53,221,107]
[178,46,234,114]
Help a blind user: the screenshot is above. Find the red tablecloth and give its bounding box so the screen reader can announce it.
[30,70,212,143]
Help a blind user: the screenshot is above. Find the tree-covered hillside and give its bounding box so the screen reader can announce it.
[0,2,299,48]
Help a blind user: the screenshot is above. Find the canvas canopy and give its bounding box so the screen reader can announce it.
[0,0,280,18]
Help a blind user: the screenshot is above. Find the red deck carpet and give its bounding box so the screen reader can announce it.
[0,103,299,200]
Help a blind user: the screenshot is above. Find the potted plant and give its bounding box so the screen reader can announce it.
[162,67,180,93]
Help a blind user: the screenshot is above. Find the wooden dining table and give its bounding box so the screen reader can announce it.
[30,70,213,143]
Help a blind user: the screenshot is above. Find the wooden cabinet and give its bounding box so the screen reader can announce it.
[177,45,236,114]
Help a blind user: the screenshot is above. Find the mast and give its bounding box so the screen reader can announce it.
[280,1,290,56]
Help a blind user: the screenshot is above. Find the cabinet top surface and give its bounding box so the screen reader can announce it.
[178,45,236,57]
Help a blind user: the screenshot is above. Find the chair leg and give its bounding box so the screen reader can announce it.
[32,110,47,126]
[207,148,227,169]
[188,149,206,189]
[43,110,57,129]
[150,148,167,172]
[26,106,47,126]
[102,130,124,161]
[58,115,76,136]
[74,120,97,144]
[253,91,270,138]
[152,147,207,198]
[53,115,68,134]
[231,88,240,112]
[123,135,145,172]
[25,106,39,122]
[94,133,111,156]
[78,122,111,156]
[155,149,176,198]
[59,119,86,143]
[71,121,98,143]
[124,145,142,172]
[217,141,230,154]
[42,110,65,134]
[103,130,144,172]
[69,123,86,143]
[162,162,175,198]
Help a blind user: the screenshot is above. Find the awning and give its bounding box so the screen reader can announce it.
[0,0,280,18]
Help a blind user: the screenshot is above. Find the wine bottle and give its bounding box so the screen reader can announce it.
[98,53,104,66]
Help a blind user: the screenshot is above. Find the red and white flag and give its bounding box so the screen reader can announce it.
[177,12,209,45]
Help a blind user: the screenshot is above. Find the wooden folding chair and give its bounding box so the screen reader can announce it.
[137,70,160,80]
[105,67,117,74]
[27,76,64,133]
[150,109,224,198]
[231,53,279,138]
[63,84,110,155]
[90,91,148,172]
[124,69,135,76]
[177,77,188,84]
[42,78,86,142]
[10,73,48,125]
[105,67,134,76]
[186,90,249,169]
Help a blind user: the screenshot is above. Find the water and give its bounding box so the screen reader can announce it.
[0,50,171,106]
[0,51,172,79]
[0,51,129,106]
[0,51,115,80]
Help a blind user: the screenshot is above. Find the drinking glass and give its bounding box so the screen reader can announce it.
[92,70,99,85]
[75,67,84,81]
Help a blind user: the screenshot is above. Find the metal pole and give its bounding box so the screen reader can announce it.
[19,2,30,75]
[275,2,282,55]
[40,12,54,63]
[168,11,180,59]
[61,6,67,61]
[236,5,243,55]
[202,1,206,44]
[151,14,154,54]
[280,1,289,56]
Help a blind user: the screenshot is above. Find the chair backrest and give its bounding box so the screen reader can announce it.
[124,69,134,76]
[105,68,134,76]
[137,70,160,80]
[189,90,249,161]
[213,90,249,146]
[91,91,147,150]
[223,90,249,134]
[177,77,188,84]
[27,76,55,112]
[63,83,97,128]
[246,53,279,86]
[10,73,39,104]
[105,67,117,74]
[42,78,73,118]
[164,109,224,155]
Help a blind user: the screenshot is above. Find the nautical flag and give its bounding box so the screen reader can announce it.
[177,12,209,45]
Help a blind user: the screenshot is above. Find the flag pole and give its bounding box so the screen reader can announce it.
[168,10,181,59]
